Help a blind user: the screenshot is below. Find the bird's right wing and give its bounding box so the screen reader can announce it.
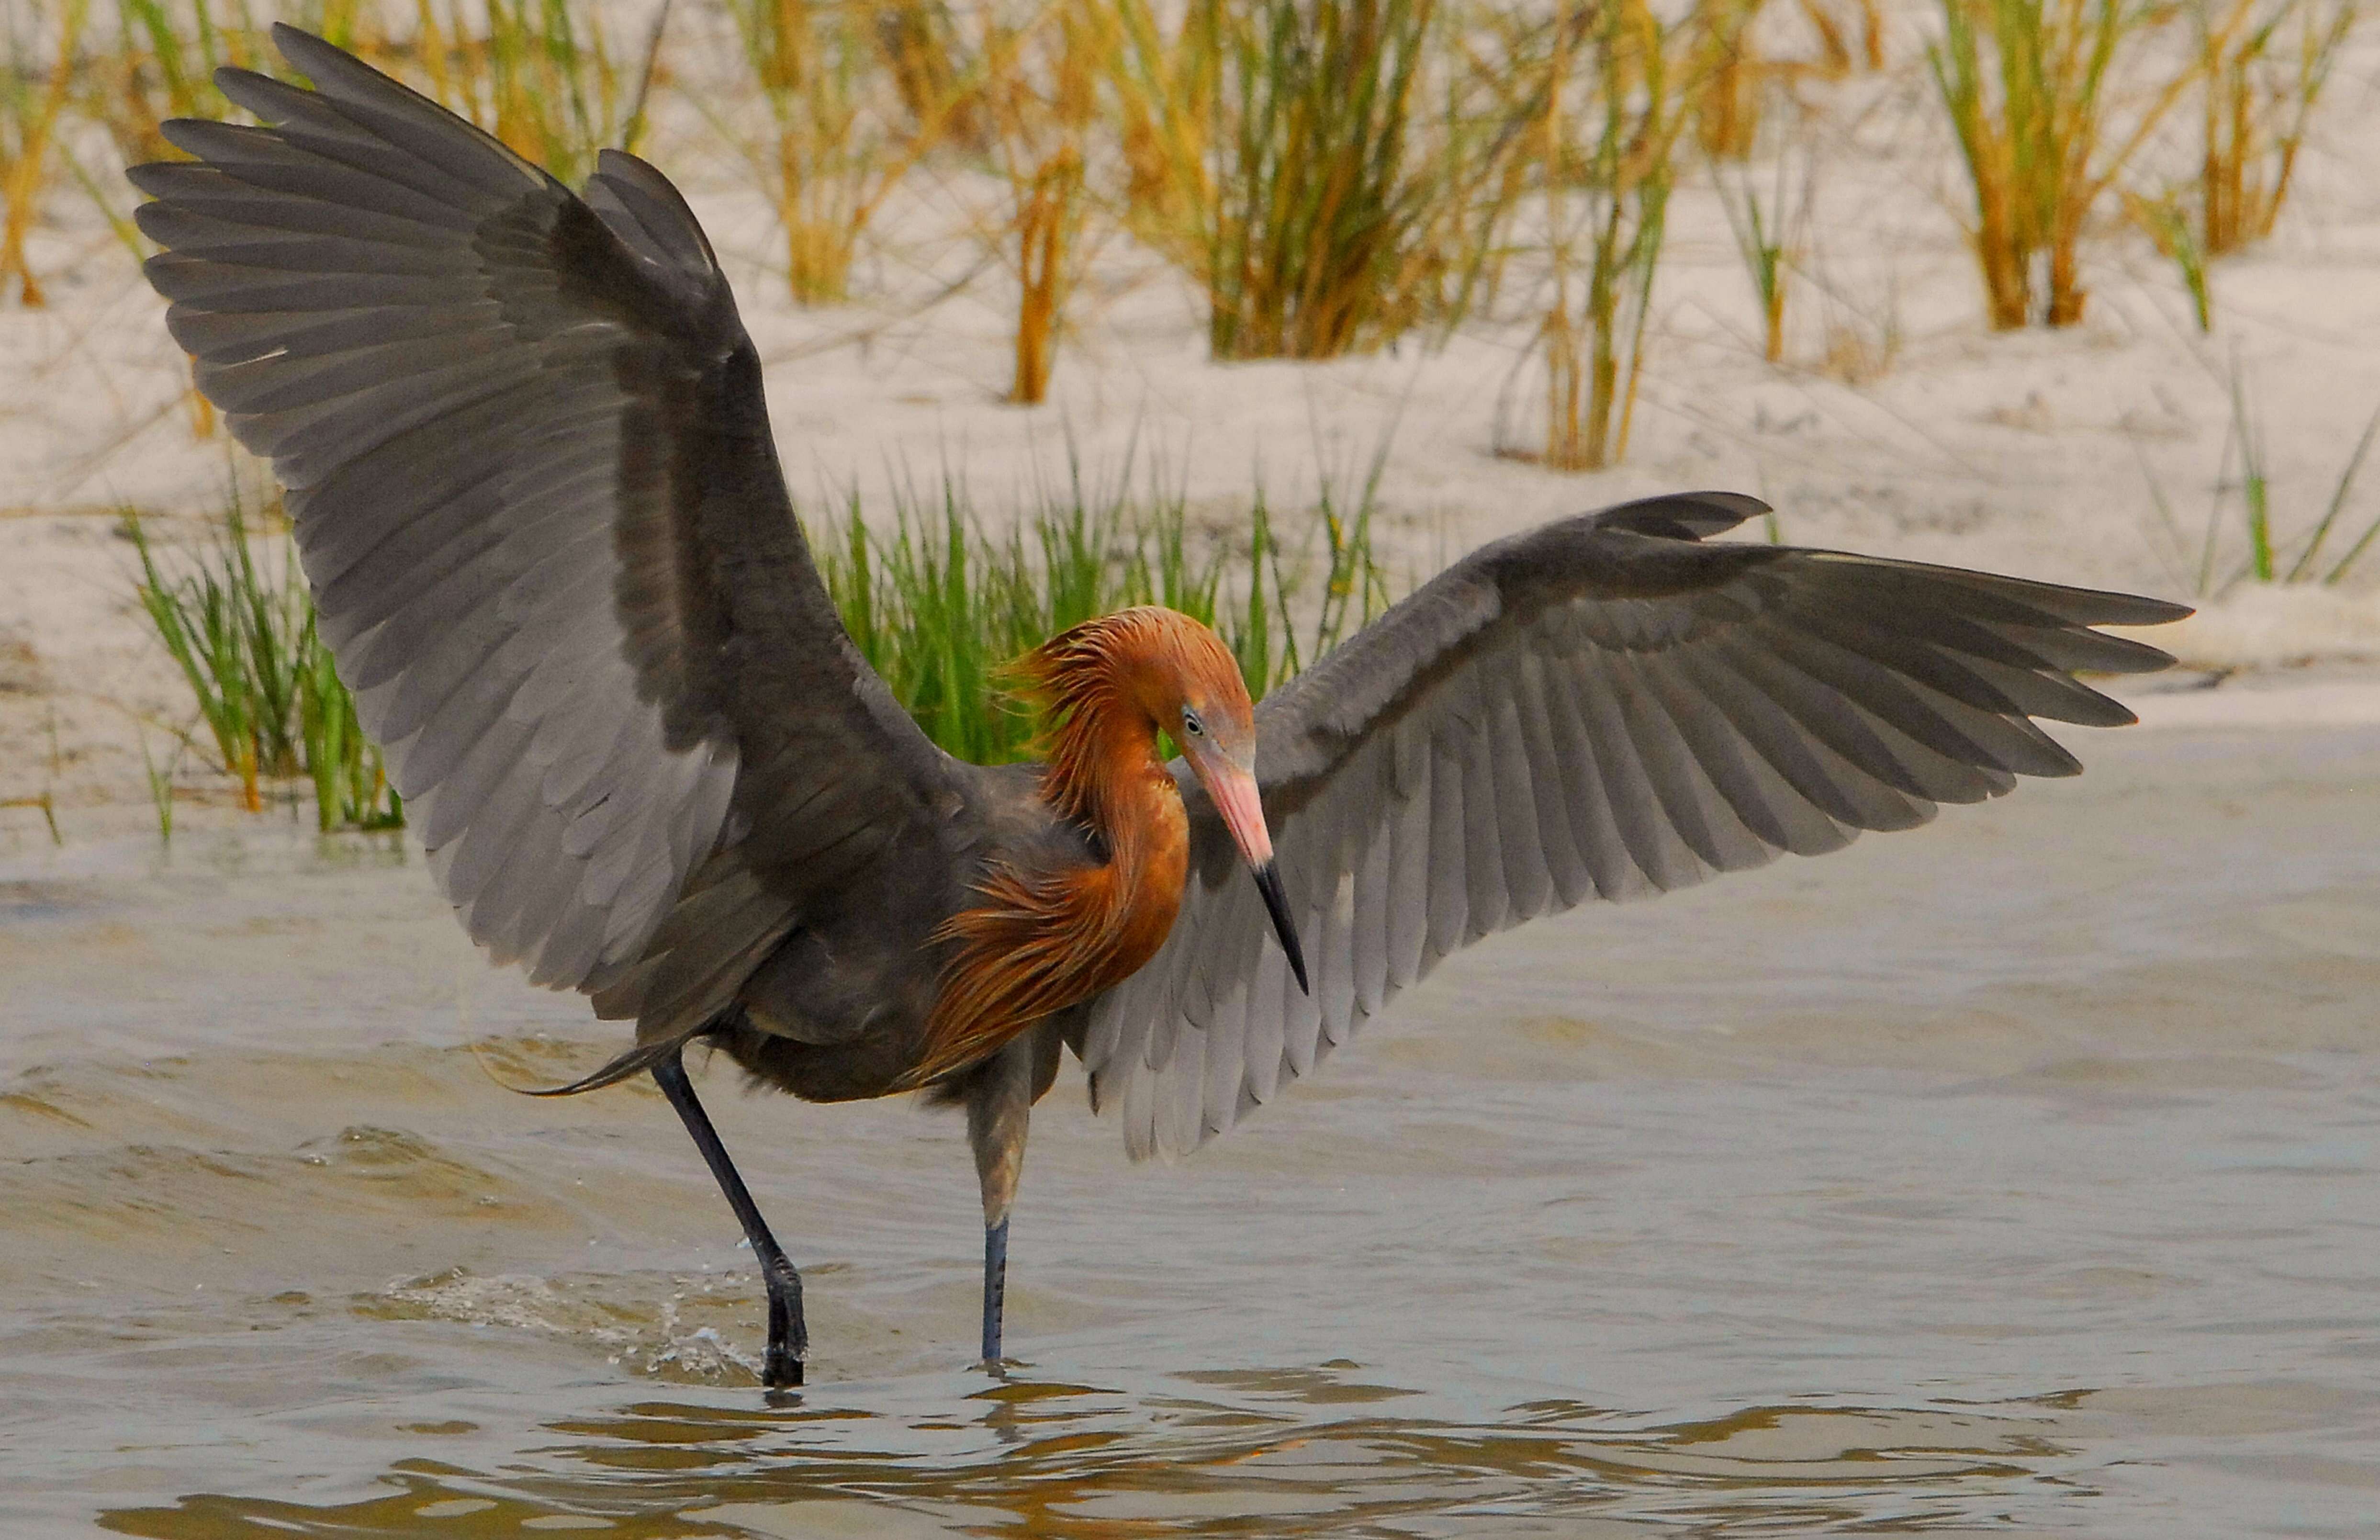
[1077,493,2191,1158]
[134,28,969,1045]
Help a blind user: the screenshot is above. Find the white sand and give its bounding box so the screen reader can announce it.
[6,0,2380,843]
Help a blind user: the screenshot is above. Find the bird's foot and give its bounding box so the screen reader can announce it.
[763,1343,805,1390]
[763,1257,807,1389]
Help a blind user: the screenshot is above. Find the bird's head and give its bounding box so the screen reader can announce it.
[1018,607,1309,994]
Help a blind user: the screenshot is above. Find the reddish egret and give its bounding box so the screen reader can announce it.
[133,28,2189,1388]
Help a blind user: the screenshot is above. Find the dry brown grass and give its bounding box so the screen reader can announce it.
[9,0,2371,396]
[2193,0,2355,257]
[1796,0,1886,73]
[1,0,88,307]
[1693,0,1766,158]
[977,0,1102,403]
[721,0,959,306]
[1102,0,1216,252]
[1522,0,1692,471]
[1928,0,2202,329]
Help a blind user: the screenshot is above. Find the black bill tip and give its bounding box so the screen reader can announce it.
[1252,861,1310,995]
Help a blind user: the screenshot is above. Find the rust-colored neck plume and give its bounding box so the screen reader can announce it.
[903,609,1243,1089]
[1020,607,1202,836]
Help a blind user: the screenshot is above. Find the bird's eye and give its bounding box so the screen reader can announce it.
[1181,708,1205,737]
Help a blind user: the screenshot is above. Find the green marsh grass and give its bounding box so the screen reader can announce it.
[817,450,1393,763]
[132,455,1394,831]
[1171,0,1514,360]
[127,489,399,832]
[2229,353,2273,582]
[135,720,178,840]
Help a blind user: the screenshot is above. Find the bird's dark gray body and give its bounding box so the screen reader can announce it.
[719,762,1094,1104]
[133,26,2191,1382]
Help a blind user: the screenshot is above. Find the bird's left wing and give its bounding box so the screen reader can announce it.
[1076,493,2189,1158]
[133,28,971,1045]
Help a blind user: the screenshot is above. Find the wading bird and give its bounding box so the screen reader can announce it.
[134,28,2188,1389]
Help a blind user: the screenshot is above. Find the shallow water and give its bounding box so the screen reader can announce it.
[3,719,2376,1538]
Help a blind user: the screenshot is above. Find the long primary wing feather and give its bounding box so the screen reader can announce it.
[1078,493,2190,1158]
[135,26,968,1044]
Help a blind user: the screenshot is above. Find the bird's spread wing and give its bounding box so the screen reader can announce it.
[134,27,967,1042]
[1076,493,2190,1158]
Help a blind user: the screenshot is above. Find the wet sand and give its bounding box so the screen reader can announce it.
[3,712,2376,1537]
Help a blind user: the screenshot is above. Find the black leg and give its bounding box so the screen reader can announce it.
[651,1042,806,1389]
[981,1216,1009,1368]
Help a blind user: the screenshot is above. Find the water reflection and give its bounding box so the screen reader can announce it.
[97,1366,2073,1538]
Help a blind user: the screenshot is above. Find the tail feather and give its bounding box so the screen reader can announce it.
[516,1035,691,1097]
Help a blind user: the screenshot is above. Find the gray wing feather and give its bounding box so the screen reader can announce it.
[1079,493,2190,1159]
[135,26,964,1036]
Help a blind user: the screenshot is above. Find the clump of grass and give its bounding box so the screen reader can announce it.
[127,491,301,812]
[127,487,399,832]
[1509,0,1691,471]
[1121,0,1509,361]
[720,0,948,306]
[817,446,1392,762]
[2193,0,2354,258]
[821,462,1214,764]
[1,0,89,307]
[1927,0,2197,329]
[2121,0,2356,328]
[2,703,68,845]
[1208,0,1439,359]
[298,610,399,832]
